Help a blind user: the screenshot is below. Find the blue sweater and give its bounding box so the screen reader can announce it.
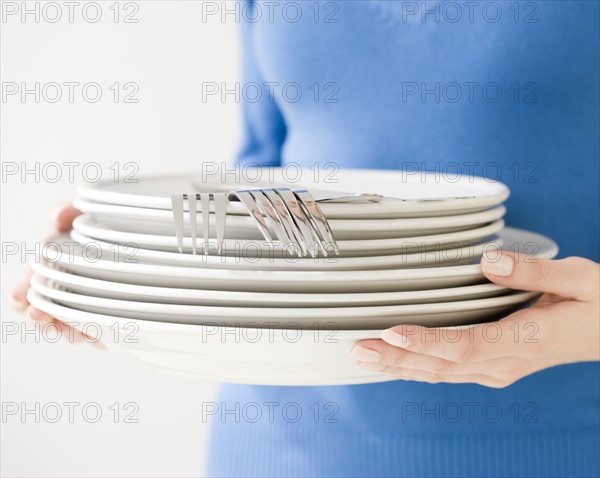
[207,2,600,476]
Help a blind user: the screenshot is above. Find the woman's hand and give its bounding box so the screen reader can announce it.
[8,205,101,346]
[352,252,600,388]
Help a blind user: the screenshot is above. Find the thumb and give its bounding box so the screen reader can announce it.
[480,252,595,301]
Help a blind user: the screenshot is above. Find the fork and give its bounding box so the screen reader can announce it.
[230,190,304,257]
[292,189,339,256]
[171,193,227,255]
[171,188,476,257]
[236,188,337,258]
[244,189,302,257]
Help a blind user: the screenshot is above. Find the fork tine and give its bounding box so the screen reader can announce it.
[234,190,273,242]
[262,189,308,257]
[251,189,300,257]
[200,193,211,255]
[288,197,328,257]
[214,193,227,254]
[171,195,184,253]
[273,187,320,258]
[188,193,198,255]
[294,189,340,256]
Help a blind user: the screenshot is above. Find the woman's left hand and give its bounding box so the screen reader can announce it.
[351,253,600,388]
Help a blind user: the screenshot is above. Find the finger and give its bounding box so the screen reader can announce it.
[51,205,81,232]
[9,268,33,311]
[481,252,599,301]
[30,316,105,348]
[52,320,85,344]
[379,311,539,363]
[353,340,461,372]
[356,363,510,388]
[27,306,55,327]
[353,340,530,382]
[536,293,564,306]
[86,336,106,349]
[57,321,105,348]
[79,328,105,348]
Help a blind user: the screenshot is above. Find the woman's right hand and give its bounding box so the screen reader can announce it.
[9,205,101,346]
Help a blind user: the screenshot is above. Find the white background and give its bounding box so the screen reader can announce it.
[1,2,240,476]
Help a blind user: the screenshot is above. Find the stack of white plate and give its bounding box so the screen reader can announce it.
[28,169,557,385]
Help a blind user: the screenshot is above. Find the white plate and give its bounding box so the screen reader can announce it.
[28,288,397,386]
[31,273,539,329]
[39,228,557,293]
[73,199,507,240]
[78,169,510,219]
[73,214,505,257]
[31,259,512,307]
[70,230,502,271]
[43,228,558,293]
[30,289,523,385]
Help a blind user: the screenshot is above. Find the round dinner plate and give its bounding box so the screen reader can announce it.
[28,289,514,386]
[70,230,503,271]
[31,259,511,307]
[39,228,557,293]
[31,273,539,329]
[72,214,505,257]
[73,199,507,240]
[78,169,510,219]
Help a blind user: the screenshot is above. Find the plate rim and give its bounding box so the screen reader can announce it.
[77,169,511,217]
[31,273,540,319]
[31,258,511,303]
[72,213,507,254]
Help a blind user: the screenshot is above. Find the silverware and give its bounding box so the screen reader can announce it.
[231,190,273,243]
[250,189,302,256]
[293,189,339,256]
[398,196,477,202]
[257,189,305,257]
[315,193,476,203]
[171,192,228,255]
[314,192,384,203]
[171,194,185,253]
[171,186,477,257]
[213,193,227,254]
[189,180,383,204]
[273,188,322,257]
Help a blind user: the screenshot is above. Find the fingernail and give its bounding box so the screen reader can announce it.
[481,254,514,277]
[350,345,381,363]
[381,329,411,348]
[356,361,386,372]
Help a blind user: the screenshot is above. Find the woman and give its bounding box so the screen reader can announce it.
[11,1,599,476]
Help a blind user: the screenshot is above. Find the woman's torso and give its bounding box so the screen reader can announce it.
[207,2,600,476]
